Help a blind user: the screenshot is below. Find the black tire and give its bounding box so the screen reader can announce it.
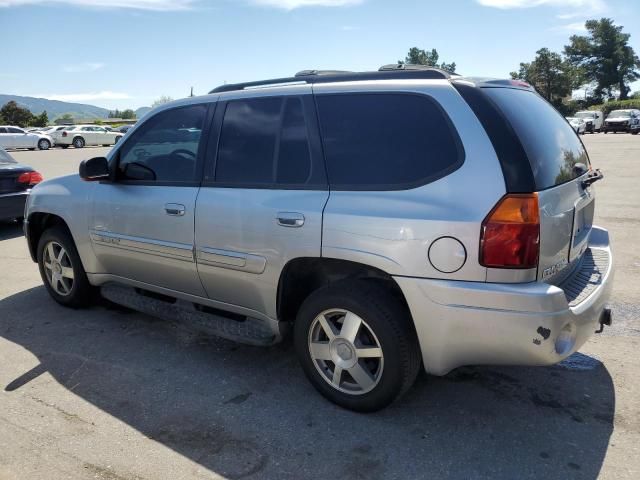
[61,145,69,149]
[632,131,639,135]
[73,137,85,149]
[37,226,95,308]
[37,139,51,150]
[294,280,421,412]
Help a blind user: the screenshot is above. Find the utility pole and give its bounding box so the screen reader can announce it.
[190,86,194,97]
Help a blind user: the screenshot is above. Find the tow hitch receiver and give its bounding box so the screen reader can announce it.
[595,307,613,333]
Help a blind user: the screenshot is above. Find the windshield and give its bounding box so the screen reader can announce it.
[609,110,631,118]
[0,148,17,164]
[575,112,595,119]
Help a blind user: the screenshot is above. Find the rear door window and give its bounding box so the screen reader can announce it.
[315,93,464,190]
[483,88,590,190]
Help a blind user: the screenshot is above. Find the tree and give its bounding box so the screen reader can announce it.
[0,101,34,127]
[399,47,456,73]
[152,96,174,108]
[56,113,74,124]
[510,48,576,103]
[31,110,49,127]
[120,109,136,119]
[564,18,640,100]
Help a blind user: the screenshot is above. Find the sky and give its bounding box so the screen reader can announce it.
[0,0,639,110]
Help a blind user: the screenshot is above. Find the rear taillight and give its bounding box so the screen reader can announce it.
[480,193,539,268]
[17,171,44,186]
[62,131,67,137]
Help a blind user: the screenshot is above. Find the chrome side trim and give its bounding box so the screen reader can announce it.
[90,230,194,262]
[196,247,266,274]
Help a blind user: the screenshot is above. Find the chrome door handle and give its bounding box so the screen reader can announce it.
[165,203,186,216]
[276,212,305,227]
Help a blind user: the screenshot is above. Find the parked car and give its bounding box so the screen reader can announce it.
[574,110,603,133]
[117,125,133,134]
[0,126,53,150]
[55,125,124,148]
[603,109,640,134]
[24,67,613,412]
[566,116,586,135]
[0,147,43,222]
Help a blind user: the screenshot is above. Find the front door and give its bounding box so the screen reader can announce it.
[194,91,329,319]
[90,103,212,296]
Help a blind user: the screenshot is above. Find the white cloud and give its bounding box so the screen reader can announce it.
[39,91,131,102]
[250,0,363,10]
[0,0,196,11]
[62,62,105,73]
[476,0,604,10]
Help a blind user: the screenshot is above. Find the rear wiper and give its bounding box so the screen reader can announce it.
[582,169,604,188]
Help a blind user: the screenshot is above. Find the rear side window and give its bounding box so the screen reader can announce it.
[215,96,322,187]
[315,93,464,190]
[483,88,590,190]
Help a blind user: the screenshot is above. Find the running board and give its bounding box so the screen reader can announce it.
[100,284,278,346]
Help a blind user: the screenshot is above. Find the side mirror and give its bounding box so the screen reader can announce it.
[79,156,110,181]
[573,162,588,177]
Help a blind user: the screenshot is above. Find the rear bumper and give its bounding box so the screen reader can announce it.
[0,191,29,221]
[396,226,613,375]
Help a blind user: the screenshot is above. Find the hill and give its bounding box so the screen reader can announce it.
[0,94,111,120]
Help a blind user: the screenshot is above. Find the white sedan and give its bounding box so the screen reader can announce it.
[566,117,586,135]
[56,125,123,149]
[0,126,54,150]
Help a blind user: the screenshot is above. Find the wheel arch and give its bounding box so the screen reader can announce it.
[26,212,71,262]
[276,257,413,325]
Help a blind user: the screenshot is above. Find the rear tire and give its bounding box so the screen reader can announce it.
[72,137,85,149]
[37,139,51,150]
[294,280,421,412]
[37,226,95,308]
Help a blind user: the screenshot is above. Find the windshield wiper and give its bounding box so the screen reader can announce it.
[582,169,604,188]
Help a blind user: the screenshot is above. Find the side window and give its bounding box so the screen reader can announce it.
[0,128,7,133]
[316,93,464,189]
[8,127,24,133]
[118,104,207,183]
[215,96,317,187]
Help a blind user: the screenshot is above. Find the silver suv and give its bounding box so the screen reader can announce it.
[24,67,613,412]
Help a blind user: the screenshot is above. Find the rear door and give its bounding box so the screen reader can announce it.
[7,127,29,148]
[0,128,12,148]
[482,87,594,282]
[90,103,212,295]
[194,87,328,319]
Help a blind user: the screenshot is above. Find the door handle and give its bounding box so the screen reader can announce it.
[276,212,305,227]
[165,203,186,216]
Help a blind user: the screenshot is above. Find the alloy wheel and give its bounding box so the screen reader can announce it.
[308,309,384,395]
[43,241,74,296]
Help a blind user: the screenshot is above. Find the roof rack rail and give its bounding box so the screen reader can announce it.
[378,63,451,73]
[209,67,453,94]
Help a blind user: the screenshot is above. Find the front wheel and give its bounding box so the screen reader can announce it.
[294,280,421,412]
[37,226,95,308]
[37,139,51,150]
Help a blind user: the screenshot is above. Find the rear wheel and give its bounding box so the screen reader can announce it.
[72,137,85,149]
[37,226,95,308]
[37,139,51,150]
[294,280,421,412]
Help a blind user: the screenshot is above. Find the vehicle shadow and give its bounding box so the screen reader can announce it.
[0,286,614,480]
[0,221,24,241]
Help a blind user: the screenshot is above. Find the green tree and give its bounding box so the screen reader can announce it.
[0,101,34,127]
[510,48,576,103]
[31,110,49,127]
[56,113,74,124]
[120,109,136,119]
[399,47,456,73]
[152,96,174,108]
[564,18,640,100]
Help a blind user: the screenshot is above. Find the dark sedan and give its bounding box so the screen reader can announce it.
[0,147,43,222]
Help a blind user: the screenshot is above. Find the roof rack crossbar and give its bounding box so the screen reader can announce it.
[209,68,452,94]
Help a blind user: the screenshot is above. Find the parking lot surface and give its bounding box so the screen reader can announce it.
[1,136,639,480]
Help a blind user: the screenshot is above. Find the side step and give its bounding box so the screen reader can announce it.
[100,284,279,346]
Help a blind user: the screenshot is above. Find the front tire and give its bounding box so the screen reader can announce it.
[37,139,51,150]
[72,137,85,149]
[37,226,95,308]
[294,280,421,412]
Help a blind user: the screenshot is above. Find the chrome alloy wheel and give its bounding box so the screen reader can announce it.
[43,241,74,296]
[308,309,384,395]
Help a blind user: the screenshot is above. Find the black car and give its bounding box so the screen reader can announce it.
[117,125,133,134]
[0,147,43,222]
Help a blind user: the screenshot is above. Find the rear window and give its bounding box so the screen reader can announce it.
[315,93,464,190]
[483,88,589,190]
